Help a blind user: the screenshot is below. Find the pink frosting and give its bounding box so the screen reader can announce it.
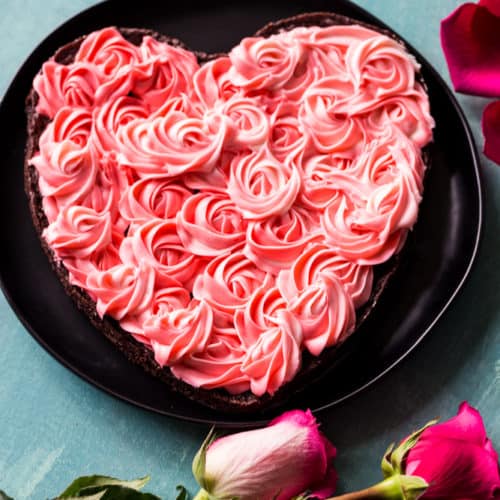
[176,192,247,256]
[32,25,434,396]
[288,274,355,356]
[244,206,323,274]
[119,177,192,224]
[227,148,301,219]
[192,249,274,320]
[86,261,155,320]
[44,206,112,259]
[119,219,206,289]
[235,286,303,396]
[278,243,373,309]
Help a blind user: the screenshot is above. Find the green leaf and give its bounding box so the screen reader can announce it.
[0,491,14,500]
[192,427,216,491]
[58,485,161,500]
[175,485,189,500]
[390,420,438,474]
[381,442,396,478]
[58,475,150,498]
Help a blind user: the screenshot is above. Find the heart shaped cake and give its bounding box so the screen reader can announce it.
[25,12,434,412]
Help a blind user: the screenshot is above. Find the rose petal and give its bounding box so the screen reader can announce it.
[405,403,500,499]
[479,0,500,17]
[482,100,500,165]
[406,439,500,498]
[441,3,500,96]
[419,402,488,446]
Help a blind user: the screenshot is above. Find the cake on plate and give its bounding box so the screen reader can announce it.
[25,12,434,412]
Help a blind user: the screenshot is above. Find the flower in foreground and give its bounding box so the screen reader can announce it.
[329,402,499,500]
[440,0,500,164]
[192,409,337,500]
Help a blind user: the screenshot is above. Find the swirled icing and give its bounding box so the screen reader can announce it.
[32,24,434,396]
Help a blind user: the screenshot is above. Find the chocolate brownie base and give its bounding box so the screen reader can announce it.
[24,13,424,413]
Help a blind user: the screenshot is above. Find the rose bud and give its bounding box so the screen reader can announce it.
[401,401,499,499]
[331,402,499,500]
[192,409,337,500]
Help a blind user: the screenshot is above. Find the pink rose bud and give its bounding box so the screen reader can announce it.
[192,409,337,500]
[403,402,500,499]
[331,402,498,500]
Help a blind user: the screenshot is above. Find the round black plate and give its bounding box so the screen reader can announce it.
[0,0,481,427]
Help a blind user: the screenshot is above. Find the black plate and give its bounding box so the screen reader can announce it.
[0,0,482,427]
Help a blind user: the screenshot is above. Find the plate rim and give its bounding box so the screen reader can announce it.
[0,0,483,427]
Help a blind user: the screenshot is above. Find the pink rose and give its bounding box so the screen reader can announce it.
[192,409,337,500]
[404,402,500,499]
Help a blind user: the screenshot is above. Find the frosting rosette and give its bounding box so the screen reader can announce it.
[268,112,308,162]
[44,205,112,259]
[228,34,304,91]
[141,299,213,366]
[288,274,355,356]
[34,61,103,118]
[91,95,149,157]
[192,57,240,108]
[345,33,418,107]
[244,206,322,274]
[363,86,434,147]
[130,37,200,111]
[119,177,192,224]
[31,23,434,398]
[119,219,206,288]
[278,243,373,309]
[297,153,356,210]
[116,108,229,177]
[32,107,97,221]
[176,192,247,256]
[75,27,142,77]
[86,261,155,320]
[300,77,365,155]
[235,286,303,396]
[227,148,301,219]
[120,284,191,339]
[192,250,274,320]
[222,96,270,148]
[171,328,251,394]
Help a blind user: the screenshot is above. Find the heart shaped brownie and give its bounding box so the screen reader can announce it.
[25,12,434,412]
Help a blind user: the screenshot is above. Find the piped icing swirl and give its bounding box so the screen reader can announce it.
[32,24,434,396]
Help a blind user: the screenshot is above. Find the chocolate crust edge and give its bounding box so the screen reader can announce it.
[24,14,428,414]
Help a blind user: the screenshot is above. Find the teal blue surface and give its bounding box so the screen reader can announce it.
[0,1,498,498]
